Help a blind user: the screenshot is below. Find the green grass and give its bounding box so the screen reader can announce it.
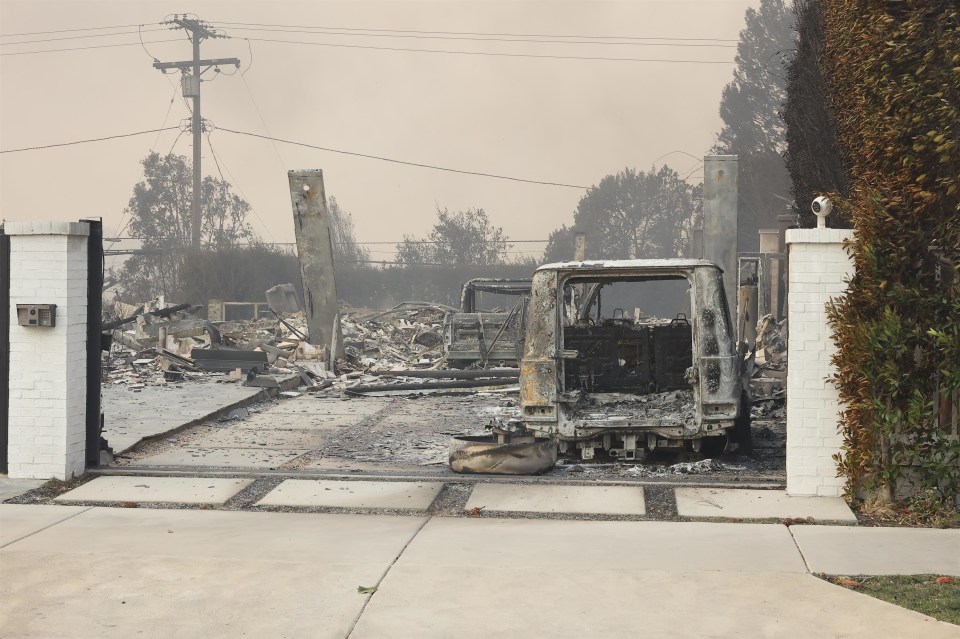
[824,575,960,625]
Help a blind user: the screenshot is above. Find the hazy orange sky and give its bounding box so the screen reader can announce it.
[1,0,763,266]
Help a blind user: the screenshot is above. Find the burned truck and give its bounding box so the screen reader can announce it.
[443,278,532,368]
[519,259,751,461]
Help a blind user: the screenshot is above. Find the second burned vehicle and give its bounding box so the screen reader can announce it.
[443,278,532,368]
[451,259,751,473]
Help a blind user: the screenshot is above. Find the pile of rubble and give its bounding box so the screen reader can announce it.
[339,303,449,372]
[749,314,788,402]
[102,297,513,396]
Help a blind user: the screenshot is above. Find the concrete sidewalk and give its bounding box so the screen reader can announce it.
[1,505,957,638]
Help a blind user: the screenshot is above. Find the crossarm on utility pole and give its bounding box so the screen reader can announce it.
[152,58,240,71]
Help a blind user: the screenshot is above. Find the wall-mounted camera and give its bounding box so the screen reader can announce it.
[811,196,832,228]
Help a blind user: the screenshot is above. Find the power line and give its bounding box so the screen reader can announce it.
[0,27,167,46]
[238,72,286,168]
[0,127,181,153]
[238,36,735,65]
[138,24,165,62]
[212,20,738,43]
[166,126,188,155]
[205,129,276,241]
[651,150,705,165]
[217,127,588,188]
[149,83,180,150]
[221,25,737,48]
[0,38,182,57]
[103,87,184,255]
[0,23,148,37]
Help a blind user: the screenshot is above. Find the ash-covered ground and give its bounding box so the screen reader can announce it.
[116,389,785,483]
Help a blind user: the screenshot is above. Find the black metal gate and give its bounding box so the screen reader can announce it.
[0,226,9,473]
[83,219,103,466]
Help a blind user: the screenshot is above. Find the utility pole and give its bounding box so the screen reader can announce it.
[153,17,239,248]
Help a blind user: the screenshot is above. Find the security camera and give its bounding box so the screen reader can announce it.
[811,196,832,215]
[811,196,832,228]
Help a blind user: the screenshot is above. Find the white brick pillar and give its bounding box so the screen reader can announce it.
[785,228,855,497]
[5,221,89,480]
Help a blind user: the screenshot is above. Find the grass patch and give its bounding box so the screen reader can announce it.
[822,575,960,625]
[855,490,960,528]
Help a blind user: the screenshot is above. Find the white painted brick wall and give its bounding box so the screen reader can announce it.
[785,228,855,497]
[5,221,89,480]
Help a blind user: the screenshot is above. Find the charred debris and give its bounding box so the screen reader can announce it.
[101,293,519,396]
[102,269,786,475]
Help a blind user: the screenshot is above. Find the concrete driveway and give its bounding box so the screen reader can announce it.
[2,505,957,638]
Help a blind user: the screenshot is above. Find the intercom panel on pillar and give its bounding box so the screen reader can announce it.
[288,169,344,366]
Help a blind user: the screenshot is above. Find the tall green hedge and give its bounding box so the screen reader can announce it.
[814,0,960,499]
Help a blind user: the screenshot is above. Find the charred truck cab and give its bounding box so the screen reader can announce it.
[519,259,750,461]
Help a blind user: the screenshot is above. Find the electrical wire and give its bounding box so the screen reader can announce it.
[682,163,704,181]
[238,72,286,168]
[0,23,148,37]
[0,38,182,56]
[0,127,181,153]
[216,126,587,188]
[241,38,254,76]
[149,83,180,151]
[205,130,276,241]
[166,126,188,156]
[138,24,163,62]
[212,20,738,43]
[651,150,705,165]
[0,27,167,46]
[221,25,736,48]
[107,81,187,254]
[237,36,735,64]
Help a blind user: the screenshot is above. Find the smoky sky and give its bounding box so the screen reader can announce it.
[0,0,760,267]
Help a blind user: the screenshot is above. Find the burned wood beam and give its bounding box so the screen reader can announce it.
[157,349,200,372]
[345,378,518,395]
[269,307,307,341]
[366,369,518,379]
[101,303,191,331]
[190,348,268,372]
